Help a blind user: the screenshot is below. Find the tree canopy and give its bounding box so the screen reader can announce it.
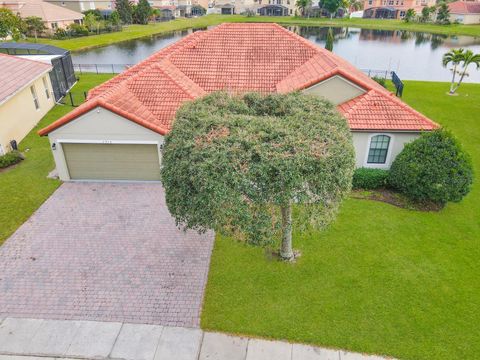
[115,0,133,24]
[134,0,152,24]
[161,91,355,260]
[0,8,25,40]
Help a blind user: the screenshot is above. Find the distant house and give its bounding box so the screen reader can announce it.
[363,0,436,19]
[150,0,192,16]
[44,0,114,12]
[0,0,84,31]
[448,0,480,24]
[0,43,77,102]
[39,23,438,182]
[209,0,295,15]
[0,54,55,155]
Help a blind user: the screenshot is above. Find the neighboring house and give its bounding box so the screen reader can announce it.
[150,0,191,16]
[44,0,115,12]
[0,54,55,155]
[363,0,435,18]
[192,0,208,10]
[0,43,77,102]
[0,0,84,31]
[448,0,480,24]
[209,0,295,15]
[39,23,438,182]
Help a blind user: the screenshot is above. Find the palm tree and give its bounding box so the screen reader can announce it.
[296,0,311,17]
[443,49,480,94]
[456,50,480,90]
[442,48,466,94]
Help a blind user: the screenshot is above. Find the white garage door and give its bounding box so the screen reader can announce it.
[62,143,161,181]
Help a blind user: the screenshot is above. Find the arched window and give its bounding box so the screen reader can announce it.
[367,135,391,164]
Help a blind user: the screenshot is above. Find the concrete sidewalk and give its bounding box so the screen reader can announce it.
[0,318,393,360]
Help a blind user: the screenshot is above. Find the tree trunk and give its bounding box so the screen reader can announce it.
[450,64,457,94]
[280,203,294,261]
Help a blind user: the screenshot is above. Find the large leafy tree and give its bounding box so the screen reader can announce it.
[134,0,152,24]
[24,16,46,41]
[443,48,480,94]
[320,0,342,18]
[115,0,133,24]
[161,92,355,260]
[0,8,25,40]
[436,2,450,24]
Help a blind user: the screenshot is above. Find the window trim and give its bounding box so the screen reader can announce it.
[30,85,40,110]
[42,76,50,99]
[363,133,394,168]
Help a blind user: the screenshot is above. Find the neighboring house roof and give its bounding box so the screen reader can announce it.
[39,23,438,136]
[0,0,84,22]
[0,53,52,106]
[448,0,480,14]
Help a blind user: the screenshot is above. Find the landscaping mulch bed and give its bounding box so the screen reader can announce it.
[351,189,443,211]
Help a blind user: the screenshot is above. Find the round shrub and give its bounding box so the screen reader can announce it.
[389,129,473,205]
[0,150,23,168]
[352,167,389,190]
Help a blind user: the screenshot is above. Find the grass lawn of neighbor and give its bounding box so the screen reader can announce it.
[0,73,113,245]
[30,15,480,52]
[201,81,480,360]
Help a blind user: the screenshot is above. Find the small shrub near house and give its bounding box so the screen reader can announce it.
[389,129,473,205]
[352,168,389,190]
[372,76,387,88]
[0,150,23,169]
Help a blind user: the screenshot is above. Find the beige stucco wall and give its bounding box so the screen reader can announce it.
[304,75,366,105]
[450,13,480,25]
[0,73,55,155]
[45,0,114,12]
[47,107,165,181]
[352,131,419,169]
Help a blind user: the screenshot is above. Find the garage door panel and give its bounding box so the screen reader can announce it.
[62,143,161,181]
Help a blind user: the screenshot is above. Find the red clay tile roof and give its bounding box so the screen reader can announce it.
[0,53,52,105]
[448,0,480,14]
[39,23,438,136]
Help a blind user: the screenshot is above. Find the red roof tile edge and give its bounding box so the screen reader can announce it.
[39,23,439,136]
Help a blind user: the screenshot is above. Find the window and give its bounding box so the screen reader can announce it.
[367,135,390,164]
[368,0,373,4]
[51,22,58,29]
[30,85,39,110]
[400,10,405,16]
[42,77,50,99]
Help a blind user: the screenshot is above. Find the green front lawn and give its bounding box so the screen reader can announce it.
[0,73,113,245]
[31,15,480,52]
[201,81,480,360]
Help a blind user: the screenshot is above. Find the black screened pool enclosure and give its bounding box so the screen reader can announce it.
[0,43,76,102]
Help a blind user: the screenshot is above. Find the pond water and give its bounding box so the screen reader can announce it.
[72,25,480,83]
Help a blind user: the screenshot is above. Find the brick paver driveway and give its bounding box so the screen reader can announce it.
[0,183,214,327]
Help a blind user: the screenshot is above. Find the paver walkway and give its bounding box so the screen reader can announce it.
[0,318,394,360]
[0,183,214,327]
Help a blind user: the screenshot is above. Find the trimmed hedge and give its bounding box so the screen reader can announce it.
[389,129,473,205]
[0,150,23,169]
[352,167,389,190]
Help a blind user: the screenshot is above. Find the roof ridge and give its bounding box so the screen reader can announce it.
[0,52,51,69]
[87,29,209,99]
[155,60,207,98]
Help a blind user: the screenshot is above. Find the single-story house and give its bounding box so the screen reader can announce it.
[0,0,84,31]
[448,0,480,24]
[0,54,55,155]
[39,23,438,182]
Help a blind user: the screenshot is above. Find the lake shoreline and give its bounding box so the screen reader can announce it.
[29,15,480,53]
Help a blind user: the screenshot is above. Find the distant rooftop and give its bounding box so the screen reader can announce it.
[0,43,69,56]
[0,53,52,105]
